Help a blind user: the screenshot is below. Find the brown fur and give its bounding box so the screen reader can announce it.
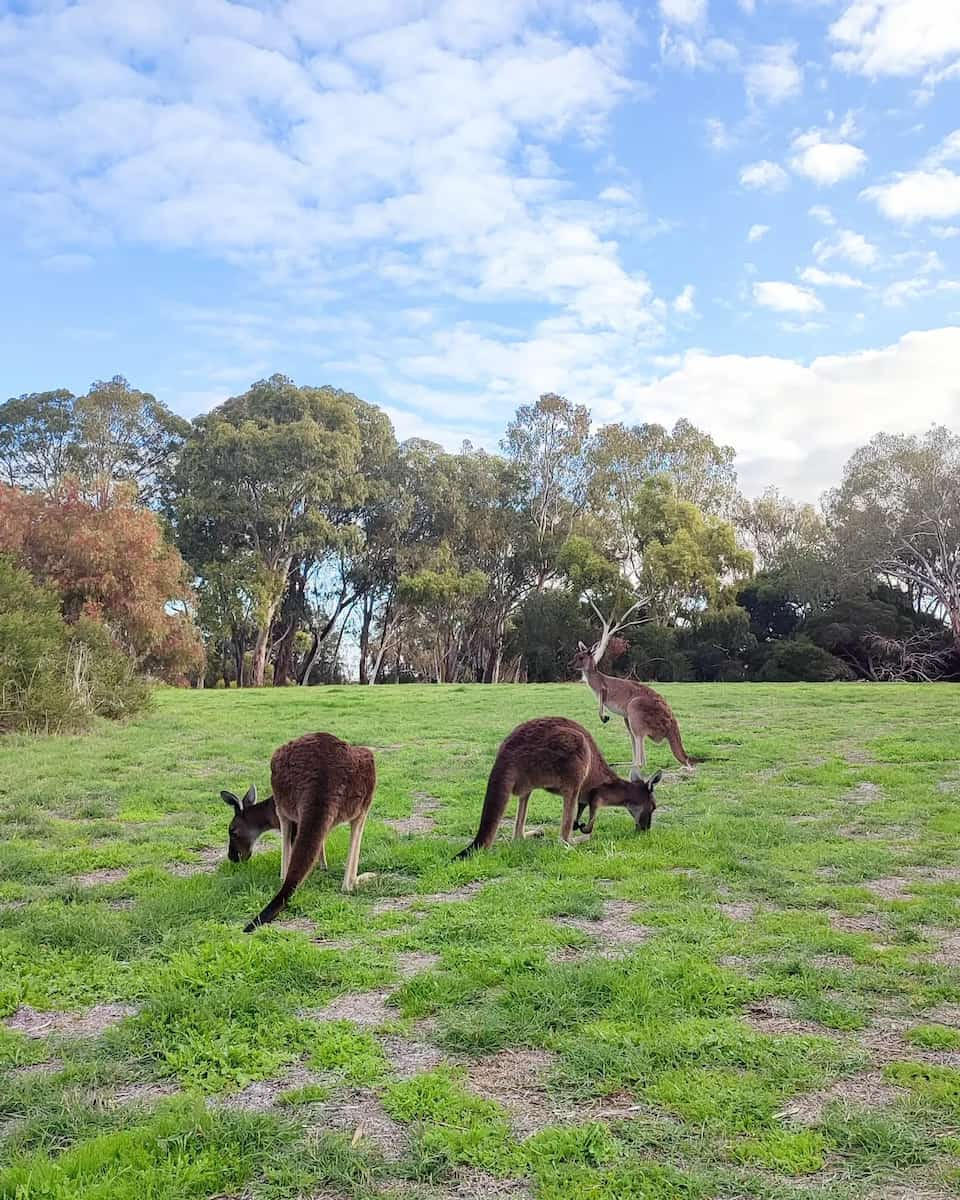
[455,717,659,858]
[573,644,692,769]
[221,731,376,931]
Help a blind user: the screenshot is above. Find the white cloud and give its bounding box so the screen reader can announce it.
[673,284,697,314]
[706,117,733,150]
[738,0,756,12]
[799,266,864,288]
[599,185,634,204]
[659,0,707,26]
[614,327,960,500]
[808,204,836,226]
[745,43,803,105]
[814,228,878,267]
[0,0,669,353]
[740,160,790,191]
[864,168,960,223]
[747,223,769,242]
[830,0,960,83]
[926,129,960,167]
[790,132,867,186]
[931,225,960,239]
[753,281,824,313]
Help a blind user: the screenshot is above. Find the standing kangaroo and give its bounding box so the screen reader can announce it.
[221,731,376,932]
[455,717,659,858]
[573,642,693,771]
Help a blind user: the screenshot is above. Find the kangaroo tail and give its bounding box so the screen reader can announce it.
[667,721,692,767]
[454,761,512,860]
[244,827,322,932]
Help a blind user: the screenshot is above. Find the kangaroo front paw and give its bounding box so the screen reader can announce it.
[600,714,610,724]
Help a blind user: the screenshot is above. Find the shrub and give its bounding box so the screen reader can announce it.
[757,636,849,683]
[0,557,151,733]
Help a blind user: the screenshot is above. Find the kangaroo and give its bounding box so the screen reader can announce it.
[455,716,659,859]
[573,642,693,771]
[221,731,376,932]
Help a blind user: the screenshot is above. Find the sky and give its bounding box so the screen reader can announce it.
[2,0,960,503]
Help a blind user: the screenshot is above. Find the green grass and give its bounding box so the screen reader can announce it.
[1,681,960,1197]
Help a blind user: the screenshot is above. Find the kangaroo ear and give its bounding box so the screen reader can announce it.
[242,784,257,807]
[629,767,642,783]
[577,641,587,651]
[221,790,241,811]
[648,770,663,788]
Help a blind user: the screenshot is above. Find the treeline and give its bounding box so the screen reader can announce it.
[1,374,958,720]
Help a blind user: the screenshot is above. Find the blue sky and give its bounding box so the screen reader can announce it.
[2,0,959,500]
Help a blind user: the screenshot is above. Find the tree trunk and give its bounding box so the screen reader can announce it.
[232,635,244,688]
[358,596,374,685]
[250,601,279,687]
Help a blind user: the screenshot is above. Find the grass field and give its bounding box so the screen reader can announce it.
[2,682,960,1199]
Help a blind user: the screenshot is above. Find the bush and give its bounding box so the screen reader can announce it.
[0,558,151,733]
[756,636,849,683]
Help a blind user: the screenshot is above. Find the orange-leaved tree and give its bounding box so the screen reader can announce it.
[0,483,203,683]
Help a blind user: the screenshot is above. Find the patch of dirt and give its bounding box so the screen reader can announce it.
[166,847,224,876]
[5,1003,138,1039]
[273,917,321,935]
[868,1185,959,1200]
[311,938,360,952]
[742,997,835,1039]
[380,1032,446,1080]
[384,792,440,836]
[913,866,960,884]
[10,1057,63,1077]
[303,990,394,1028]
[926,930,960,966]
[927,1003,960,1026]
[837,825,912,842]
[862,876,916,900]
[844,749,877,766]
[464,1048,559,1136]
[860,1015,960,1069]
[938,780,960,795]
[844,781,881,804]
[371,880,489,915]
[219,1062,324,1113]
[553,899,654,959]
[718,954,757,970]
[101,1080,181,1108]
[72,867,130,887]
[719,902,756,921]
[309,1089,409,1161]
[778,1071,906,1126]
[427,1171,534,1199]
[810,953,858,972]
[395,951,441,979]
[107,898,135,911]
[826,911,890,936]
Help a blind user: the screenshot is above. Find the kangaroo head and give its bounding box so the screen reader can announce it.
[221,785,276,862]
[624,767,662,832]
[572,640,597,673]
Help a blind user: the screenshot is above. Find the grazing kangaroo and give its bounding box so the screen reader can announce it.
[455,717,660,859]
[221,731,376,932]
[573,642,693,771]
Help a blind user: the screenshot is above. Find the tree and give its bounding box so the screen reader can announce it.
[0,378,190,505]
[630,477,753,624]
[735,487,828,574]
[397,546,488,682]
[502,393,590,590]
[0,557,151,732]
[0,483,203,682]
[171,376,367,686]
[827,428,960,652]
[586,418,738,572]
